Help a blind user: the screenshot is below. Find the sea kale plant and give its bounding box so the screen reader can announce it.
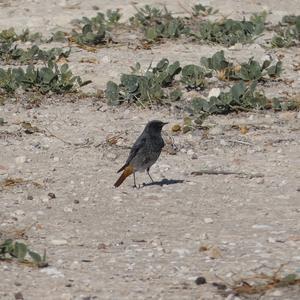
[106,58,182,105]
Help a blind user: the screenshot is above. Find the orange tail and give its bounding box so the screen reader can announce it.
[114,165,134,188]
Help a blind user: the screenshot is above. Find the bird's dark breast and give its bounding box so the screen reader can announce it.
[131,135,164,171]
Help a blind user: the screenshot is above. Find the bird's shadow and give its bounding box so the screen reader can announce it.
[142,178,184,187]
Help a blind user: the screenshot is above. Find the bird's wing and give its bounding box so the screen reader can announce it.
[117,136,146,173]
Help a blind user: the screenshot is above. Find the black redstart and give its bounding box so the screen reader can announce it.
[114,120,168,188]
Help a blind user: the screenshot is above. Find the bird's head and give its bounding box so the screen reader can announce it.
[145,120,168,134]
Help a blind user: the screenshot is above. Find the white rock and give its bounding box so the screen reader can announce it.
[208,88,221,98]
[53,156,59,162]
[204,218,213,224]
[101,55,110,63]
[267,237,276,243]
[252,224,272,229]
[187,149,194,156]
[269,290,282,297]
[15,156,26,164]
[172,248,190,257]
[51,239,68,246]
[14,210,25,216]
[40,267,64,278]
[63,207,73,213]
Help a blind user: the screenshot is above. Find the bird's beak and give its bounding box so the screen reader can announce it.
[162,122,168,126]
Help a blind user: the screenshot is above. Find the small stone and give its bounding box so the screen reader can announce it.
[187,149,195,156]
[101,55,110,63]
[51,239,68,246]
[27,195,33,200]
[252,224,272,229]
[256,178,264,184]
[60,293,73,300]
[15,210,25,216]
[269,290,282,297]
[204,218,213,224]
[209,126,224,135]
[48,192,56,199]
[172,124,181,132]
[209,246,222,259]
[107,152,117,160]
[267,237,276,243]
[73,199,80,204]
[14,292,24,300]
[208,88,221,98]
[191,153,198,159]
[53,157,59,162]
[98,243,108,250]
[63,207,73,213]
[278,111,297,120]
[195,276,207,285]
[15,156,26,164]
[40,267,64,278]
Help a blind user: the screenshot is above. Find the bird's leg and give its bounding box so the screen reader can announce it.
[133,172,139,188]
[146,167,154,183]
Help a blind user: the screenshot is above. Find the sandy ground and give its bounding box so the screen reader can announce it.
[1,1,300,299]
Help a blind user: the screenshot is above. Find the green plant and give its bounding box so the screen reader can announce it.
[106,58,181,105]
[191,16,265,46]
[71,10,121,45]
[0,239,48,267]
[0,61,91,94]
[0,43,71,64]
[189,81,267,114]
[181,64,210,89]
[201,50,282,81]
[130,5,186,41]
[271,15,300,47]
[191,3,218,17]
[0,28,43,44]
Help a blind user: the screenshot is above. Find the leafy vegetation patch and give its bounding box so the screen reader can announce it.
[0,28,42,44]
[271,15,300,47]
[190,16,265,46]
[0,239,48,267]
[0,61,91,94]
[106,59,181,105]
[129,5,186,42]
[70,10,121,46]
[201,50,282,81]
[189,81,267,115]
[0,43,71,64]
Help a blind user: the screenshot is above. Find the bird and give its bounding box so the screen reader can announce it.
[114,120,168,188]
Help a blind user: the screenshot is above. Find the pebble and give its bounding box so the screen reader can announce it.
[195,276,207,285]
[204,218,214,224]
[63,207,73,213]
[172,248,190,257]
[14,210,25,216]
[267,237,276,243]
[256,178,264,184]
[53,157,59,162]
[40,267,64,278]
[107,152,117,160]
[51,239,68,246]
[209,247,222,259]
[252,224,272,229]
[209,126,224,135]
[15,156,26,164]
[208,88,221,98]
[269,290,282,297]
